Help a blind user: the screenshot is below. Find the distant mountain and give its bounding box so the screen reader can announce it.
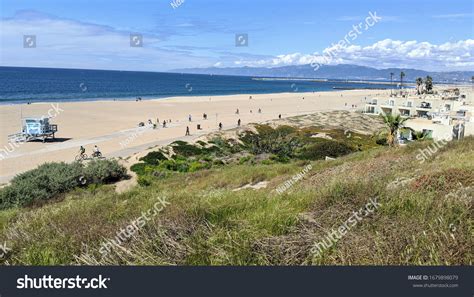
[171,64,474,83]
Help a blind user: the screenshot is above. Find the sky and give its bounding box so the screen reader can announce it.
[0,0,473,72]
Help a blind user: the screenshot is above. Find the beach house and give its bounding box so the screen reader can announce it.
[363,89,474,140]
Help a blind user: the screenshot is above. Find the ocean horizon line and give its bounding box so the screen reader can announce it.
[0,66,399,105]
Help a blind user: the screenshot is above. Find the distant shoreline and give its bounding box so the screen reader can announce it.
[0,87,386,105]
[1,66,469,105]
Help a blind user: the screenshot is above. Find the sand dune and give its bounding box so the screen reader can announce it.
[0,89,388,184]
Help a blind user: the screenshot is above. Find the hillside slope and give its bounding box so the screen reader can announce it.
[0,135,472,265]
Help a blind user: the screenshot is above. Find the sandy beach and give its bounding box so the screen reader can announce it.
[0,89,391,183]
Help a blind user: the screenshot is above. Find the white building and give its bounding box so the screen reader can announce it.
[364,91,474,141]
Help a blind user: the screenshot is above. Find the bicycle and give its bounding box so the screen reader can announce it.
[92,151,102,158]
[75,153,88,162]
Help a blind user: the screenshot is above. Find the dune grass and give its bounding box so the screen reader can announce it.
[0,137,472,265]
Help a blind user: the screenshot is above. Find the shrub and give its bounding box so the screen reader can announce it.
[139,151,167,165]
[240,125,302,158]
[171,141,203,157]
[137,175,153,187]
[82,159,128,184]
[159,160,178,171]
[189,161,207,172]
[0,162,83,209]
[298,141,355,160]
[175,159,190,172]
[130,163,148,175]
[0,160,127,209]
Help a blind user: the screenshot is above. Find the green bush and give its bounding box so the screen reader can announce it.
[0,162,83,209]
[139,151,167,165]
[171,141,203,157]
[82,159,128,184]
[130,163,148,175]
[159,159,178,171]
[137,175,153,187]
[189,161,206,172]
[298,141,355,160]
[240,124,302,159]
[0,160,127,209]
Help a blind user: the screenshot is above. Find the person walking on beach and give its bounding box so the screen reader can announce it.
[218,122,223,130]
[237,119,241,127]
[236,108,239,115]
[162,120,166,128]
[185,126,190,136]
[258,108,261,113]
[278,114,282,119]
[188,114,192,122]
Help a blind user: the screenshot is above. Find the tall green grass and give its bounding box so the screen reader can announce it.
[0,137,472,265]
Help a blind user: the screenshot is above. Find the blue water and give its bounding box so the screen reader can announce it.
[0,67,394,104]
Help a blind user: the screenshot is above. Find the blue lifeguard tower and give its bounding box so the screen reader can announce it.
[8,117,58,143]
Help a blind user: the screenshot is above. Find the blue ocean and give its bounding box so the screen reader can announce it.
[0,67,393,104]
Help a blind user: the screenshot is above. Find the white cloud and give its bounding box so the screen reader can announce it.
[0,10,211,71]
[1,11,472,72]
[233,39,474,71]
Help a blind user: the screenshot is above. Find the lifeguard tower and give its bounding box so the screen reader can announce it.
[8,117,58,143]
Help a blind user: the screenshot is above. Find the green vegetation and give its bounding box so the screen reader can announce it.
[416,77,423,95]
[425,75,433,93]
[381,114,408,147]
[0,133,472,265]
[0,160,127,210]
[415,75,434,94]
[130,124,378,179]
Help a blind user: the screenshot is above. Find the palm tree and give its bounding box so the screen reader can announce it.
[416,77,423,95]
[400,72,405,89]
[381,113,408,147]
[425,75,433,93]
[390,72,394,95]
